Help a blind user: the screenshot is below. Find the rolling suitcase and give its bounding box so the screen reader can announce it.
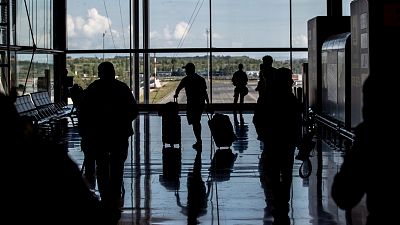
[159,98,181,147]
[208,113,236,149]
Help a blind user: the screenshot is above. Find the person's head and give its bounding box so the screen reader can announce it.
[276,67,294,91]
[98,61,116,80]
[262,55,273,67]
[182,62,195,75]
[238,63,243,70]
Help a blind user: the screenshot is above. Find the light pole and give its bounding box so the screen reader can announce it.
[153,53,157,88]
[206,28,210,81]
[102,31,107,61]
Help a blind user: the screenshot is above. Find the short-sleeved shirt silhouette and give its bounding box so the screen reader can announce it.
[176,72,208,124]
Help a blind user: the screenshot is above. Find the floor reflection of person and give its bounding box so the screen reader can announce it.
[175,151,211,224]
[233,112,249,154]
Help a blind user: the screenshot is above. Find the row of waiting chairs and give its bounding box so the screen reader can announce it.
[14,91,74,143]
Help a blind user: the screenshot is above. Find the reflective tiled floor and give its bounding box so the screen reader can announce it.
[66,113,367,225]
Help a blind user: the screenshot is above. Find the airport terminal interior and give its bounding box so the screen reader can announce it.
[1,0,398,224]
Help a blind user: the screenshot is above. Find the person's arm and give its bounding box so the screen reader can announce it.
[203,80,211,113]
[128,90,139,120]
[174,80,184,98]
[201,78,209,105]
[204,90,210,105]
[331,124,367,210]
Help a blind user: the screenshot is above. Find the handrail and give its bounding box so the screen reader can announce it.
[314,113,354,143]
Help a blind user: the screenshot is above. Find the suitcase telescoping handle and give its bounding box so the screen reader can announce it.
[206,106,213,120]
[206,111,211,121]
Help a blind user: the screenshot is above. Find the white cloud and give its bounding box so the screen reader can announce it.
[293,34,307,46]
[148,22,190,47]
[174,22,189,39]
[82,8,110,37]
[163,26,173,40]
[150,31,160,39]
[67,15,76,37]
[67,8,110,38]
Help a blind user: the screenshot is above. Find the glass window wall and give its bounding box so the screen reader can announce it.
[65,0,329,105]
[14,53,54,97]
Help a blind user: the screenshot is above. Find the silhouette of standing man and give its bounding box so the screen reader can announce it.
[174,62,210,150]
[232,63,248,109]
[257,67,302,225]
[79,61,138,224]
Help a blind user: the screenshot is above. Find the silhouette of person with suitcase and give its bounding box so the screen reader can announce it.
[174,62,210,150]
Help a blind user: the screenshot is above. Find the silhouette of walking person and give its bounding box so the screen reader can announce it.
[256,67,302,225]
[331,74,396,225]
[232,63,248,113]
[175,151,211,225]
[254,56,278,141]
[79,61,139,224]
[174,62,210,150]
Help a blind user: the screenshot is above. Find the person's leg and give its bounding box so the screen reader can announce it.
[239,92,245,105]
[239,93,245,114]
[262,143,281,218]
[189,109,203,149]
[95,150,111,207]
[193,121,202,145]
[83,151,96,189]
[279,146,295,207]
[233,88,239,105]
[109,139,129,210]
[271,145,295,225]
[81,137,96,190]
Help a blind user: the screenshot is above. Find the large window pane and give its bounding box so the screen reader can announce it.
[210,52,294,103]
[292,0,326,48]
[343,0,352,16]
[66,53,132,89]
[150,0,210,48]
[67,0,132,50]
[15,53,54,97]
[16,0,53,48]
[212,0,290,48]
[146,52,208,104]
